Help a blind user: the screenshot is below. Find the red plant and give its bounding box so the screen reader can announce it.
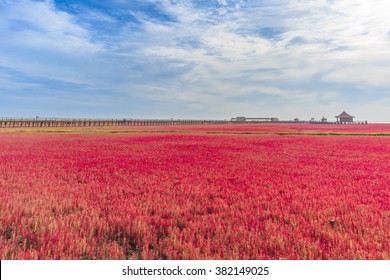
[79,123,390,133]
[0,130,389,259]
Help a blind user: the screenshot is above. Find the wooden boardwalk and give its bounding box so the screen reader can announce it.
[0,118,229,128]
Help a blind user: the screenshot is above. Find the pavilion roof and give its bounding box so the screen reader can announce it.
[335,111,355,118]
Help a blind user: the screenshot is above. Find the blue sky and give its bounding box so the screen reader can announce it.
[1,0,390,121]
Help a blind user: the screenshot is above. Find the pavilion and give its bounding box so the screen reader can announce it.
[335,111,355,123]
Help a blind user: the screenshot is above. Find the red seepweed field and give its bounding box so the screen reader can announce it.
[0,124,389,259]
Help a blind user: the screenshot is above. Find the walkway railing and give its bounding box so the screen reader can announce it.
[0,118,230,128]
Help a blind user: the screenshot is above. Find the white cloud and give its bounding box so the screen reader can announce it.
[0,0,107,89]
[282,0,390,56]
[217,0,228,6]
[143,0,390,87]
[0,0,102,54]
[200,26,273,61]
[323,65,390,86]
[2,0,390,120]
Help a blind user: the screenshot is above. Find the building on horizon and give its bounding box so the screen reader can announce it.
[335,111,355,123]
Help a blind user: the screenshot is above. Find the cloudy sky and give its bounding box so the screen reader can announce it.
[1,0,390,121]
